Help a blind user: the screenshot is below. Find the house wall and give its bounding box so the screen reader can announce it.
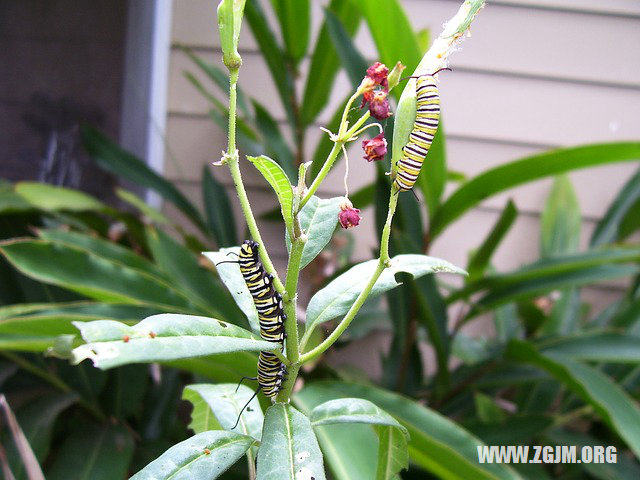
[164,0,640,370]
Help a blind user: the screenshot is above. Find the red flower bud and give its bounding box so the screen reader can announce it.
[368,90,391,120]
[338,202,361,229]
[366,62,389,88]
[362,133,387,162]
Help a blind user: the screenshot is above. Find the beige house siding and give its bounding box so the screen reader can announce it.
[164,0,640,314]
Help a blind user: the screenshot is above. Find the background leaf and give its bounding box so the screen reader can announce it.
[248,155,294,236]
[203,166,238,247]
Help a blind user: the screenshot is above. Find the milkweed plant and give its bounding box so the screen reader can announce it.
[66,1,486,478]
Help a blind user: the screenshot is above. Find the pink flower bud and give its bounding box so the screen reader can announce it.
[362,133,387,162]
[368,90,391,120]
[338,202,361,229]
[366,62,389,89]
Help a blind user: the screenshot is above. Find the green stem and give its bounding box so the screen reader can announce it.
[299,141,343,210]
[225,69,285,294]
[300,186,399,362]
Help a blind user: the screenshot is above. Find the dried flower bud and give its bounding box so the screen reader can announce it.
[387,62,406,91]
[362,133,387,162]
[338,201,361,229]
[368,90,391,120]
[366,62,389,88]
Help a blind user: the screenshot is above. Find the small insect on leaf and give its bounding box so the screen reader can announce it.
[149,331,157,338]
[122,335,130,343]
[204,448,211,455]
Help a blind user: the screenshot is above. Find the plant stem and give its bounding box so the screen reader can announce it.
[225,69,285,294]
[300,186,399,363]
[299,141,343,210]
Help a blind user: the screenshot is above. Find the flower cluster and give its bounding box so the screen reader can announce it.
[360,62,391,121]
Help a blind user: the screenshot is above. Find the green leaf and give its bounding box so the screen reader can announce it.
[46,423,134,480]
[168,352,258,384]
[324,8,368,88]
[287,196,343,269]
[415,125,447,220]
[217,0,246,70]
[203,166,238,247]
[310,398,409,480]
[297,382,521,480]
[300,0,360,126]
[305,254,466,333]
[81,126,207,233]
[116,188,171,225]
[618,196,640,240]
[538,332,640,363]
[430,142,640,238]
[466,200,517,282]
[247,155,294,237]
[0,184,32,213]
[270,0,310,65]
[15,181,104,212]
[130,430,255,480]
[244,0,295,127]
[508,340,640,458]
[71,314,280,369]
[0,239,194,310]
[540,175,581,257]
[354,0,422,76]
[203,247,260,333]
[474,393,507,423]
[37,228,161,278]
[183,383,263,440]
[591,167,640,247]
[145,227,239,320]
[252,102,296,179]
[257,403,326,480]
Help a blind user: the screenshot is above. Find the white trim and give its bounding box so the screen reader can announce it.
[120,0,173,208]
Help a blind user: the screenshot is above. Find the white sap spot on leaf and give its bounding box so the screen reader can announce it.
[296,467,315,480]
[295,451,310,463]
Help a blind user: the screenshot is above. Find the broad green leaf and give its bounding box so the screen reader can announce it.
[508,340,640,458]
[287,196,343,269]
[354,0,421,76]
[539,332,640,363]
[203,247,260,333]
[183,383,263,441]
[248,155,294,237]
[244,0,295,127]
[145,227,240,320]
[252,102,296,179]
[37,228,161,278]
[541,175,581,257]
[257,403,326,480]
[305,254,466,333]
[466,200,517,282]
[130,430,255,480]
[300,0,360,125]
[0,184,32,213]
[294,387,378,480]
[376,426,409,480]
[310,398,409,480]
[298,382,521,480]
[168,351,258,384]
[451,247,640,314]
[270,0,310,65]
[71,314,280,369]
[430,142,640,238]
[81,126,207,233]
[0,240,194,310]
[46,423,134,480]
[591,167,640,247]
[324,8,368,88]
[15,181,104,212]
[116,188,171,225]
[618,196,640,240]
[203,166,238,247]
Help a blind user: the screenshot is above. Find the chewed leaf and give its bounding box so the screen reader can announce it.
[203,248,259,333]
[248,155,294,237]
[306,254,466,333]
[71,314,279,369]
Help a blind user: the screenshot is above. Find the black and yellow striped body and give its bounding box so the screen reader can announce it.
[394,75,441,192]
[257,351,288,397]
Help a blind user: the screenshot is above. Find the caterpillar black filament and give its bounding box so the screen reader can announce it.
[393,71,444,192]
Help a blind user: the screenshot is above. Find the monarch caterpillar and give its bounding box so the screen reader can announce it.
[393,68,449,192]
[216,240,288,429]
